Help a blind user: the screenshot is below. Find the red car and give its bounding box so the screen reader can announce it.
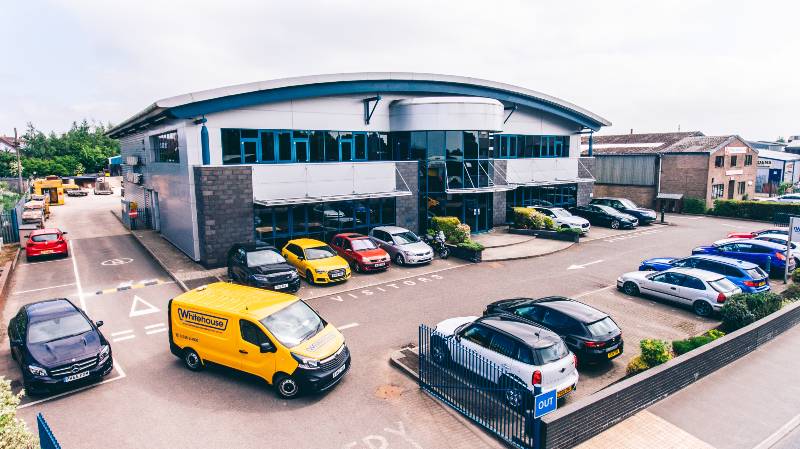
[25,228,69,260]
[727,229,787,239]
[330,233,390,273]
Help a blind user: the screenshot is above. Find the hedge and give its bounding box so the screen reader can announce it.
[431,216,470,244]
[710,199,800,221]
[720,291,783,331]
[512,207,555,230]
[672,330,725,356]
[682,197,707,214]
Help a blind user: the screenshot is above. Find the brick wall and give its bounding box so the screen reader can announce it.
[592,185,657,208]
[194,166,255,267]
[578,156,595,179]
[541,300,800,449]
[659,154,709,205]
[706,137,758,206]
[395,161,420,233]
[577,181,594,206]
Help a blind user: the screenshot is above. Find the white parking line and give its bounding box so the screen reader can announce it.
[111,329,134,337]
[337,323,359,331]
[18,358,127,409]
[144,323,165,330]
[112,335,135,342]
[12,283,76,295]
[70,240,87,312]
[145,328,167,335]
[574,285,615,298]
[753,413,800,449]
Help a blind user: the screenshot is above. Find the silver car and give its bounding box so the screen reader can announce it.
[617,267,741,317]
[369,226,433,265]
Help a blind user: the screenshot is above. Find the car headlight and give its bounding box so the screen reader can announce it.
[291,353,320,369]
[28,365,47,376]
[314,268,327,274]
[98,345,111,363]
[403,250,415,257]
[252,274,270,281]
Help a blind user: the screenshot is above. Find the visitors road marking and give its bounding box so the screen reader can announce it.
[112,334,135,342]
[337,323,359,331]
[13,283,76,295]
[19,358,127,409]
[144,323,165,330]
[567,260,604,270]
[321,274,446,303]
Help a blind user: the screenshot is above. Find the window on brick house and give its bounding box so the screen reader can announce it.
[714,156,724,167]
[738,182,746,195]
[712,184,725,199]
[730,155,738,167]
[745,155,753,166]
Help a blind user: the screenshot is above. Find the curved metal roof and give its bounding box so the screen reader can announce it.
[108,72,611,137]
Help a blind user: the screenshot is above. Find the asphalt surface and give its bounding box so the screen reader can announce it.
[1,195,788,449]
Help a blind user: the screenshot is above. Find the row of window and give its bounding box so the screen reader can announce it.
[714,154,753,168]
[495,135,570,158]
[505,184,578,222]
[711,182,747,199]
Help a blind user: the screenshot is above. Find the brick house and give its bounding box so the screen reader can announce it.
[583,132,758,210]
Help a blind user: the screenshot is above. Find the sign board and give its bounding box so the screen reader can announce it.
[725,146,747,154]
[790,217,800,242]
[757,159,773,168]
[533,389,557,418]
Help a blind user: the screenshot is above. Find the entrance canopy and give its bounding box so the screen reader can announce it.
[254,190,411,207]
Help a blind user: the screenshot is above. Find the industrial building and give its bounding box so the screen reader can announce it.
[108,73,609,266]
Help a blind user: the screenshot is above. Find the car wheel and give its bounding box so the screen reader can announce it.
[622,282,640,296]
[353,263,361,274]
[306,270,315,286]
[499,376,525,410]
[693,301,713,317]
[430,337,450,365]
[274,374,301,399]
[227,267,234,281]
[395,253,406,266]
[611,220,620,229]
[183,348,203,371]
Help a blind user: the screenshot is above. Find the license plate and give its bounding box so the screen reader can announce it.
[274,283,289,290]
[373,263,385,268]
[332,364,346,378]
[758,281,766,287]
[557,386,573,398]
[41,250,54,254]
[64,371,90,382]
[607,348,621,359]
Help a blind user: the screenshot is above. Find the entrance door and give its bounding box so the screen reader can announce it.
[464,194,492,233]
[727,180,735,199]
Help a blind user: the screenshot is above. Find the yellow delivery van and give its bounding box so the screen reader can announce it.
[168,282,350,399]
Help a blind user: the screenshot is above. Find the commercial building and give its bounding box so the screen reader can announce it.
[108,73,609,267]
[584,132,758,211]
[752,149,800,194]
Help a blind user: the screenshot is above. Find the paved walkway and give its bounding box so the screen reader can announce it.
[472,228,575,262]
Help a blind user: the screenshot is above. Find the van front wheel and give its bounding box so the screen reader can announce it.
[183,348,203,371]
[274,374,301,399]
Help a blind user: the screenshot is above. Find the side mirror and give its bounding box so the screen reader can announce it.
[95,320,104,328]
[297,255,305,261]
[260,342,276,353]
[62,231,68,235]
[454,334,462,342]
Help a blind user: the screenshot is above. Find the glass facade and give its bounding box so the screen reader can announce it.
[494,135,570,158]
[505,184,578,222]
[254,198,396,248]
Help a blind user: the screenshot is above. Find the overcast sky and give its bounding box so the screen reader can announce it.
[1,0,797,140]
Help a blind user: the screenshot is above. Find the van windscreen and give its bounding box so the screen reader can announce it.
[260,301,325,348]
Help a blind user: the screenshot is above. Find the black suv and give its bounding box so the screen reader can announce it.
[227,243,301,292]
[484,297,623,365]
[590,197,657,225]
[8,299,113,394]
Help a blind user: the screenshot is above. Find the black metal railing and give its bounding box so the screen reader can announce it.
[418,324,536,449]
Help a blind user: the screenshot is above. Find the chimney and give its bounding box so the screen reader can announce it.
[630,128,633,135]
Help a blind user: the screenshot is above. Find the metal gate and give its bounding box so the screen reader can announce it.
[418,325,536,449]
[37,413,62,449]
[0,208,19,243]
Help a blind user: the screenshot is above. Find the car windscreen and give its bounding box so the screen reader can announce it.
[352,239,378,251]
[551,208,572,218]
[535,340,569,364]
[31,233,59,243]
[260,301,325,348]
[594,205,617,215]
[27,312,93,344]
[744,267,767,279]
[618,199,638,209]
[709,277,737,292]
[304,245,337,260]
[246,249,286,267]
[585,317,619,337]
[392,231,420,245]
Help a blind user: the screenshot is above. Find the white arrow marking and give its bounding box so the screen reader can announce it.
[567,260,604,270]
[129,295,160,317]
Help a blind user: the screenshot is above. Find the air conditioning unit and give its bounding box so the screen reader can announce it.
[125,172,143,185]
[125,156,140,166]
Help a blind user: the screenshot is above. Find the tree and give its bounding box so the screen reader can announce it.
[21,120,119,176]
[0,377,37,449]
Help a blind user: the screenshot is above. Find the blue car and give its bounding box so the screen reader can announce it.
[639,254,770,293]
[692,239,795,277]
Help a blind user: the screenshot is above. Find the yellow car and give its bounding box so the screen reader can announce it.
[281,238,351,285]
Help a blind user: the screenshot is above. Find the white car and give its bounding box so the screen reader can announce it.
[756,194,800,203]
[532,206,591,234]
[432,315,578,408]
[617,267,741,317]
[753,233,798,249]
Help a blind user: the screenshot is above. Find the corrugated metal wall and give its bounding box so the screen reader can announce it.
[119,133,147,209]
[594,155,657,186]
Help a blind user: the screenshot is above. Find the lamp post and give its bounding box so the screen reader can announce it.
[13,128,23,194]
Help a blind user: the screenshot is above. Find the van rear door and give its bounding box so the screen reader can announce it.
[238,320,278,382]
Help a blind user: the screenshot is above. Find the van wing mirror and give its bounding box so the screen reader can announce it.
[260,341,276,353]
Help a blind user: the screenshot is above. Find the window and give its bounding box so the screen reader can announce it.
[738,181,746,195]
[682,276,706,290]
[541,310,570,330]
[489,332,519,359]
[712,183,725,199]
[462,324,493,348]
[239,320,269,347]
[152,130,179,163]
[222,129,241,164]
[493,134,569,159]
[745,154,753,166]
[652,272,684,285]
[259,300,325,348]
[714,156,724,167]
[730,155,738,167]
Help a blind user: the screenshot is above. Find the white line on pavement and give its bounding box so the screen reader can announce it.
[144,323,165,330]
[720,223,740,228]
[145,328,167,335]
[753,413,800,449]
[112,335,135,342]
[111,329,134,337]
[574,285,615,298]
[18,358,127,409]
[70,240,87,312]
[337,323,359,330]
[12,283,76,295]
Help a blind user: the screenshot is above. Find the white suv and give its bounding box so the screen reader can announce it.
[432,315,578,408]
[532,206,591,234]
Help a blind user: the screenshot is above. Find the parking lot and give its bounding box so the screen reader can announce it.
[1,197,760,448]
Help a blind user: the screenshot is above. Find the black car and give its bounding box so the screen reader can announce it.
[227,243,301,292]
[590,197,657,225]
[568,204,638,229]
[8,299,113,394]
[484,297,623,365]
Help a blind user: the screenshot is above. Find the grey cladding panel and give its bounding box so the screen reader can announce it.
[594,155,657,186]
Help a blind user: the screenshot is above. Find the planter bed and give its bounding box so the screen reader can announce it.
[508,227,580,242]
[445,244,483,263]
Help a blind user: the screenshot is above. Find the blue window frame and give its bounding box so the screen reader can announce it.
[493,134,569,159]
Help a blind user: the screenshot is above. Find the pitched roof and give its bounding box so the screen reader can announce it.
[0,136,21,148]
[583,132,748,155]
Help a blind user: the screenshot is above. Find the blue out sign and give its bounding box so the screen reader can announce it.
[533,389,557,418]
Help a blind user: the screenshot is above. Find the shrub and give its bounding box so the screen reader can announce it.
[710,199,800,222]
[431,216,470,244]
[705,329,725,340]
[542,215,555,230]
[682,197,707,214]
[639,339,672,367]
[0,377,37,448]
[512,207,548,230]
[625,355,650,376]
[457,241,485,251]
[672,336,713,356]
[557,227,583,235]
[721,292,783,331]
[792,269,800,283]
[782,283,800,302]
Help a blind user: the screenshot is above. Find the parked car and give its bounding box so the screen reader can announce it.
[25,228,68,260]
[330,233,390,273]
[590,197,657,224]
[281,238,351,285]
[531,207,591,234]
[692,238,795,276]
[617,267,742,316]
[639,254,770,293]
[568,205,638,229]
[8,298,113,394]
[754,194,800,203]
[94,179,113,195]
[66,188,88,197]
[484,297,622,365]
[227,243,300,292]
[432,314,578,408]
[753,233,798,250]
[727,228,788,239]
[369,226,433,265]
